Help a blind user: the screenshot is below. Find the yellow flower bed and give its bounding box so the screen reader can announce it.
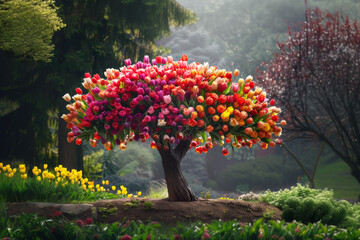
[0,162,141,198]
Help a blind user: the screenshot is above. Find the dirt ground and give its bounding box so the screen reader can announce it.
[6,198,282,225]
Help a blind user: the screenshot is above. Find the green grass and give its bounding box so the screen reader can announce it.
[315,160,360,200]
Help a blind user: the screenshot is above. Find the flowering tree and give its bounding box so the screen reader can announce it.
[256,8,360,183]
[62,55,284,201]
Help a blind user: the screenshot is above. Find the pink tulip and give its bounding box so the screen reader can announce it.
[147,106,155,114]
[232,83,239,92]
[163,95,172,104]
[161,108,170,115]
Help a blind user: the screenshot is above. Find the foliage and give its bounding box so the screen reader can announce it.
[0,162,133,203]
[261,184,360,228]
[0,0,65,62]
[1,214,360,239]
[256,7,360,183]
[83,150,103,180]
[145,181,169,199]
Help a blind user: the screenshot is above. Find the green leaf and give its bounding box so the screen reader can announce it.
[223,81,232,95]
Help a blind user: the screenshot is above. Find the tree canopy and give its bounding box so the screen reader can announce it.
[61,54,284,200]
[0,0,65,62]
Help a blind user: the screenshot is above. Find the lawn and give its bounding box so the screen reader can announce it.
[315,159,360,201]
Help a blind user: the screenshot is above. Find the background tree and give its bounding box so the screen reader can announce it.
[0,0,65,62]
[0,0,195,170]
[256,7,360,183]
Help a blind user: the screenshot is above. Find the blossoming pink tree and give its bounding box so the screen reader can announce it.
[62,55,284,201]
[256,7,360,184]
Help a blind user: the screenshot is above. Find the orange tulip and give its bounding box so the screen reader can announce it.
[213,115,220,122]
[197,96,204,103]
[261,142,268,149]
[196,105,204,112]
[222,125,229,132]
[244,127,252,135]
[217,105,226,114]
[191,111,198,119]
[234,69,239,77]
[206,125,214,133]
[230,118,239,127]
[188,119,197,127]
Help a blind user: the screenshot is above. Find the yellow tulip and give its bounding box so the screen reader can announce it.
[43,164,48,170]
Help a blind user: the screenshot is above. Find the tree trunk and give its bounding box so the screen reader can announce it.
[157,139,197,201]
[58,103,83,170]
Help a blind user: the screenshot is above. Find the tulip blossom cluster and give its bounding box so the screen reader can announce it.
[62,55,285,156]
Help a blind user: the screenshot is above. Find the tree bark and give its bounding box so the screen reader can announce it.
[58,102,83,171]
[157,139,197,201]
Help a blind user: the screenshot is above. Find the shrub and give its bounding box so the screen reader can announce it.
[261,184,360,228]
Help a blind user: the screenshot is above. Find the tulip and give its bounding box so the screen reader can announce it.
[206,125,214,133]
[234,69,239,77]
[232,83,239,92]
[230,118,239,127]
[197,96,204,103]
[271,115,279,122]
[157,119,166,126]
[217,105,226,114]
[221,112,230,122]
[222,125,229,132]
[205,97,214,105]
[191,111,198,119]
[245,75,253,83]
[195,105,204,112]
[222,148,229,156]
[212,115,220,122]
[246,117,253,124]
[63,93,71,102]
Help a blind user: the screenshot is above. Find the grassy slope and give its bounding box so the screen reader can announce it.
[315,160,360,201]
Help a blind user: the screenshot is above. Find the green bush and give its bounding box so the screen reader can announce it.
[261,184,360,228]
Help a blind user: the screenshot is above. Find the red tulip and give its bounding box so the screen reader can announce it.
[222,148,229,156]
